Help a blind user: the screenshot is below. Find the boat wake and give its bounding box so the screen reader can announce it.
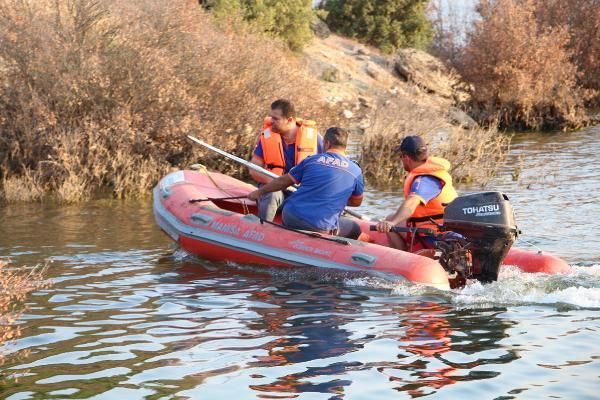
[352,264,600,309]
[447,264,600,309]
[174,249,600,309]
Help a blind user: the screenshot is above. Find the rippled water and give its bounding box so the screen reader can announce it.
[361,126,600,264]
[1,128,599,399]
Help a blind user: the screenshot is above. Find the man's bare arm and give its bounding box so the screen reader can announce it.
[247,174,295,201]
[347,194,363,207]
[375,194,421,232]
[248,155,273,184]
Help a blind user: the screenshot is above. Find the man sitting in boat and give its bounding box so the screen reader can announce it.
[249,99,324,221]
[247,127,364,239]
[375,135,458,250]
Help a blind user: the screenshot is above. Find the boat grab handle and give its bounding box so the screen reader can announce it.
[191,213,213,225]
[161,187,171,199]
[351,252,377,266]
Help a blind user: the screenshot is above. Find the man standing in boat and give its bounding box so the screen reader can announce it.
[247,127,363,239]
[375,135,458,250]
[249,99,324,221]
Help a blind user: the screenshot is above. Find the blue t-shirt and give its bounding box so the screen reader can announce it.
[284,152,363,231]
[253,134,324,173]
[409,175,443,204]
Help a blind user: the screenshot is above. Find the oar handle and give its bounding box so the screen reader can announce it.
[189,195,250,203]
[187,135,277,179]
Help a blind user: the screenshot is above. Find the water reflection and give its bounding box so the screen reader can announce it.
[377,303,515,398]
[171,263,519,399]
[175,263,360,397]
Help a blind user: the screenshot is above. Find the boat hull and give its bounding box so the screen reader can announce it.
[153,170,571,289]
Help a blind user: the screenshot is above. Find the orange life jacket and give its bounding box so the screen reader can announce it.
[404,156,458,232]
[260,116,318,176]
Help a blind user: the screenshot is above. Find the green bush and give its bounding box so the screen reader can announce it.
[204,0,314,51]
[321,0,432,53]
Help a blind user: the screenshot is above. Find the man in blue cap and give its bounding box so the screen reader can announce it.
[375,135,458,251]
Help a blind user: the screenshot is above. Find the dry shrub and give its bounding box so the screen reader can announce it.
[0,260,48,370]
[437,124,509,185]
[535,0,600,103]
[1,170,44,203]
[459,0,592,130]
[359,96,509,187]
[0,0,338,202]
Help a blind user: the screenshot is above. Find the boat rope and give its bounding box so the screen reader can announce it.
[190,164,250,214]
[408,231,417,253]
[259,219,350,246]
[516,237,544,254]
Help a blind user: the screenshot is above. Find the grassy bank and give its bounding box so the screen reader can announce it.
[359,97,509,187]
[0,0,338,203]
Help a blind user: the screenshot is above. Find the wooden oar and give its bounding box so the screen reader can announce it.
[186,135,372,221]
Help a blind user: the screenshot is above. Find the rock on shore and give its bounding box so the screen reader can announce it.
[302,34,474,131]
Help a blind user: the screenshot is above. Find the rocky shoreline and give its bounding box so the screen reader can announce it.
[302,33,477,137]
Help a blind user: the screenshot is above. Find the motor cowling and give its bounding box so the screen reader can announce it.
[441,192,518,283]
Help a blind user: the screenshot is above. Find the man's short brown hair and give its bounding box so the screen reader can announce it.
[324,127,348,148]
[271,99,296,119]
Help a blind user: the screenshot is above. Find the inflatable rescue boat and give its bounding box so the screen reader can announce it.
[153,169,571,290]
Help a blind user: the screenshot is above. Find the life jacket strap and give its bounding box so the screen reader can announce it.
[265,163,285,170]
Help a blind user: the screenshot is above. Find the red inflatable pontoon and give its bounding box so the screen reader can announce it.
[153,170,571,290]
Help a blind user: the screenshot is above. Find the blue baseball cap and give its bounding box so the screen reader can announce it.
[394,135,427,155]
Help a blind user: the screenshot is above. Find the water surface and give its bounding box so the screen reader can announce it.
[0,127,599,399]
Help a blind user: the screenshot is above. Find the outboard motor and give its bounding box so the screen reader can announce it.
[438,192,519,287]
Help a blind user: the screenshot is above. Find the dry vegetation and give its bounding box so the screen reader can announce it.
[460,0,591,130]
[0,0,520,200]
[434,0,600,130]
[359,97,509,187]
[428,0,469,67]
[0,260,48,371]
[536,0,600,97]
[0,0,338,203]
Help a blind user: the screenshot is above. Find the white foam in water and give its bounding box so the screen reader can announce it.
[389,282,435,296]
[172,248,192,262]
[345,276,406,292]
[452,264,600,309]
[344,275,440,296]
[344,276,388,288]
[174,251,600,308]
